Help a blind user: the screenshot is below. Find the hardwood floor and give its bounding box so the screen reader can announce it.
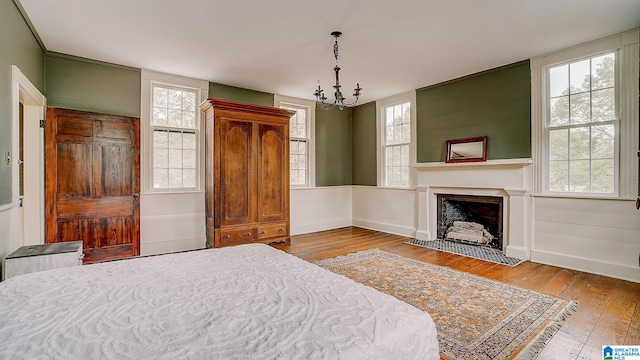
[274,226,640,360]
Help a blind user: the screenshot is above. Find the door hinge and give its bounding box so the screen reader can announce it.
[39,119,46,128]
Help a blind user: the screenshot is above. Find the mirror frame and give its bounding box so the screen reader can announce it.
[445,136,488,163]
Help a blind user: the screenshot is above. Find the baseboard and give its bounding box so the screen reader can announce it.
[291,218,352,236]
[415,230,430,241]
[351,218,416,238]
[505,245,530,260]
[140,237,206,257]
[531,249,640,283]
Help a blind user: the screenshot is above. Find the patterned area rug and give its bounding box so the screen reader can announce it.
[315,249,578,360]
[406,238,526,267]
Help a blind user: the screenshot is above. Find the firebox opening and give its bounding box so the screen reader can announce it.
[436,194,503,251]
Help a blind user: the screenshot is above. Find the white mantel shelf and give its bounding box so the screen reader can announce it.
[412,158,533,169]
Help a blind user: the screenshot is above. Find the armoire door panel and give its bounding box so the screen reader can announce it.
[219,120,255,226]
[258,125,287,222]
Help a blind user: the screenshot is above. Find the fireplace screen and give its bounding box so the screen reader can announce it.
[437,194,503,250]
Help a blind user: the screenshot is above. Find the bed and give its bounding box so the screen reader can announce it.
[0,243,439,359]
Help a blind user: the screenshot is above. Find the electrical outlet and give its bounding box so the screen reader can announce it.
[4,149,10,166]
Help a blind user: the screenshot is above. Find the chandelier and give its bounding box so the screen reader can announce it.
[313,31,362,110]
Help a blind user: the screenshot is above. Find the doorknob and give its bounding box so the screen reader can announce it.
[133,193,140,200]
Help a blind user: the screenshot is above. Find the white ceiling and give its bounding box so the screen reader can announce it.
[16,0,640,104]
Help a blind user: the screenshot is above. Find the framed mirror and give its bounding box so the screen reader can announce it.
[445,136,487,163]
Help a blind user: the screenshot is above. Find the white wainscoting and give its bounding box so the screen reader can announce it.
[531,196,640,283]
[140,192,206,256]
[352,186,417,237]
[290,187,352,235]
[0,205,13,279]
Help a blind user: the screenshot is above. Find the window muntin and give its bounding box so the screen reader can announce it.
[383,102,411,188]
[546,52,617,194]
[280,104,309,186]
[151,84,198,190]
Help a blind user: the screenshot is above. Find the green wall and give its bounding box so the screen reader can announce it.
[315,106,353,186]
[45,52,141,117]
[209,82,274,107]
[416,60,531,163]
[0,0,44,205]
[352,102,376,186]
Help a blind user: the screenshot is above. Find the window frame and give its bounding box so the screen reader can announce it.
[274,95,316,188]
[376,92,416,189]
[141,70,209,194]
[544,51,620,195]
[531,29,639,199]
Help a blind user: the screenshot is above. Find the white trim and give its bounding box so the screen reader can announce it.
[274,95,316,188]
[292,219,352,236]
[531,248,640,283]
[376,91,415,188]
[352,218,416,237]
[531,28,639,198]
[0,203,17,213]
[140,69,208,194]
[11,65,46,250]
[618,31,640,198]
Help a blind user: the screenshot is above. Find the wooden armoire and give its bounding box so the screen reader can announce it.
[201,99,294,248]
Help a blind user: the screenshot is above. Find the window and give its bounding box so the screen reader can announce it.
[275,96,315,187]
[382,101,411,187]
[547,52,617,193]
[151,85,198,189]
[531,29,638,198]
[141,70,208,193]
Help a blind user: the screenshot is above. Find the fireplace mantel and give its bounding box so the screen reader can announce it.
[414,158,533,260]
[413,158,532,170]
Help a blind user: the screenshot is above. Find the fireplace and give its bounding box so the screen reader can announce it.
[414,158,533,260]
[437,194,503,250]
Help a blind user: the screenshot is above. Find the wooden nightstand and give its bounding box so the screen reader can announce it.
[3,241,83,280]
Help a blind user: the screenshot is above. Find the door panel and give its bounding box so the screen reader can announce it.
[100,145,133,196]
[219,119,255,226]
[56,143,92,197]
[45,107,140,264]
[257,124,288,222]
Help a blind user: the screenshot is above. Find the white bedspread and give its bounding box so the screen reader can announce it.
[0,244,438,359]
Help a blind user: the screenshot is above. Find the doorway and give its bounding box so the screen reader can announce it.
[11,65,46,251]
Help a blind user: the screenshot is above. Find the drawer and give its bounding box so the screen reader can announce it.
[218,226,257,246]
[258,223,287,239]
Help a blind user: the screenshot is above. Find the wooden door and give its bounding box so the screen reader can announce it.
[217,118,256,227]
[257,124,288,222]
[45,107,140,264]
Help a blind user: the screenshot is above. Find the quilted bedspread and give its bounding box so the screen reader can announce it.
[0,244,438,359]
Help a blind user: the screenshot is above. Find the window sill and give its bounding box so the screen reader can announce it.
[532,192,635,201]
[290,185,351,190]
[379,186,414,190]
[142,190,205,196]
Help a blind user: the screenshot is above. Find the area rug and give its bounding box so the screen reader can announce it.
[314,249,578,360]
[406,238,526,267]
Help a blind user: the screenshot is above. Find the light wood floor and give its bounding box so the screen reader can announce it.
[274,226,640,360]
